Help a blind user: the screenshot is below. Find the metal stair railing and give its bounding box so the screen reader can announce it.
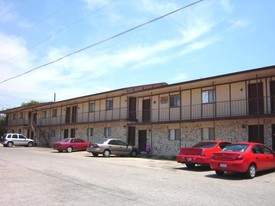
[30,120,50,147]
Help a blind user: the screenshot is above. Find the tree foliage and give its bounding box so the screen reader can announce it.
[21,100,40,107]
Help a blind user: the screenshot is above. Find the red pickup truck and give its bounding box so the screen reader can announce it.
[177,140,231,168]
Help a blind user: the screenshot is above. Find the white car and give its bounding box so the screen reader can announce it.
[1,133,35,147]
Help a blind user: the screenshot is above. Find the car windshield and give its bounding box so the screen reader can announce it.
[59,138,70,143]
[223,144,249,152]
[192,142,217,148]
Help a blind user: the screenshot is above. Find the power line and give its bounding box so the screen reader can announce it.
[0,0,204,85]
[0,0,117,66]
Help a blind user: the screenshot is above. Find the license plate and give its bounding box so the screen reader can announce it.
[187,158,192,162]
[220,163,227,168]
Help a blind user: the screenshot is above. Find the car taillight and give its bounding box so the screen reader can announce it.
[235,154,244,160]
[201,150,205,156]
[92,144,99,148]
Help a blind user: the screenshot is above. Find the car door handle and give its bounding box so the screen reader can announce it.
[256,157,259,160]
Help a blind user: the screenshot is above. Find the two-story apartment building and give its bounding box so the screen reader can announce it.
[1,65,275,156]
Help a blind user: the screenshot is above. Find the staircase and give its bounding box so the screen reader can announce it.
[29,120,50,147]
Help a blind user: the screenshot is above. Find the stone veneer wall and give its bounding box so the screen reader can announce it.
[7,118,274,155]
[41,122,127,145]
[144,119,274,157]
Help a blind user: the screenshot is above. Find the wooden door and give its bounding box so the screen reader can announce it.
[128,126,136,146]
[65,107,71,123]
[72,106,77,123]
[142,99,151,122]
[128,97,137,120]
[270,81,275,113]
[138,130,147,152]
[272,124,275,150]
[248,125,264,143]
[64,129,69,139]
[248,83,264,115]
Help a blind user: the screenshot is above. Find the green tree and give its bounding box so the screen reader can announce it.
[21,100,40,107]
[0,114,6,136]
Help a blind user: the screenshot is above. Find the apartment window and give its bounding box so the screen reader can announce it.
[13,114,16,120]
[52,109,57,117]
[19,112,23,119]
[169,95,180,107]
[169,129,181,140]
[202,90,215,103]
[87,128,94,136]
[104,127,112,137]
[89,102,95,112]
[201,128,215,140]
[106,100,113,110]
[42,111,47,119]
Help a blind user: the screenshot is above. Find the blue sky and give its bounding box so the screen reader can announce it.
[0,0,274,109]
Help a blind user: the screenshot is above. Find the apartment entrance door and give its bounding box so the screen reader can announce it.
[128,97,137,120]
[272,124,275,150]
[138,130,147,152]
[248,83,264,115]
[270,80,275,113]
[128,126,136,146]
[248,125,264,143]
[64,129,69,139]
[142,99,151,122]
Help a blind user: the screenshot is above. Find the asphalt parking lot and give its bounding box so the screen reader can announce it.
[1,145,275,206]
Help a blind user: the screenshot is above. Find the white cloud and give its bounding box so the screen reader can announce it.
[169,73,189,83]
[219,0,233,13]
[0,0,248,109]
[0,1,14,22]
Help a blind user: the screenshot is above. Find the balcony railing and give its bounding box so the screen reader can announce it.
[146,96,275,123]
[6,96,275,126]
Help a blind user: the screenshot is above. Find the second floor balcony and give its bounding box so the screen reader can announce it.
[6,96,275,127]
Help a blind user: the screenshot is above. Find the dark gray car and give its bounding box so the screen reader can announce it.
[87,138,139,157]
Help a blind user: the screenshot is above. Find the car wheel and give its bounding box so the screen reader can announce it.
[186,163,195,168]
[92,153,99,157]
[131,150,137,157]
[215,170,224,176]
[27,142,33,147]
[103,149,111,157]
[67,147,73,153]
[7,142,13,147]
[246,164,256,179]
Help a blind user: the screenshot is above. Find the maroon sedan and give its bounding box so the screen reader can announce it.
[52,138,89,153]
[210,142,275,178]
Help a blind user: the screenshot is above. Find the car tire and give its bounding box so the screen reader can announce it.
[27,142,33,147]
[67,147,73,153]
[246,164,256,179]
[92,153,99,157]
[7,142,13,147]
[215,170,224,176]
[103,149,111,157]
[186,163,195,169]
[130,150,137,157]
